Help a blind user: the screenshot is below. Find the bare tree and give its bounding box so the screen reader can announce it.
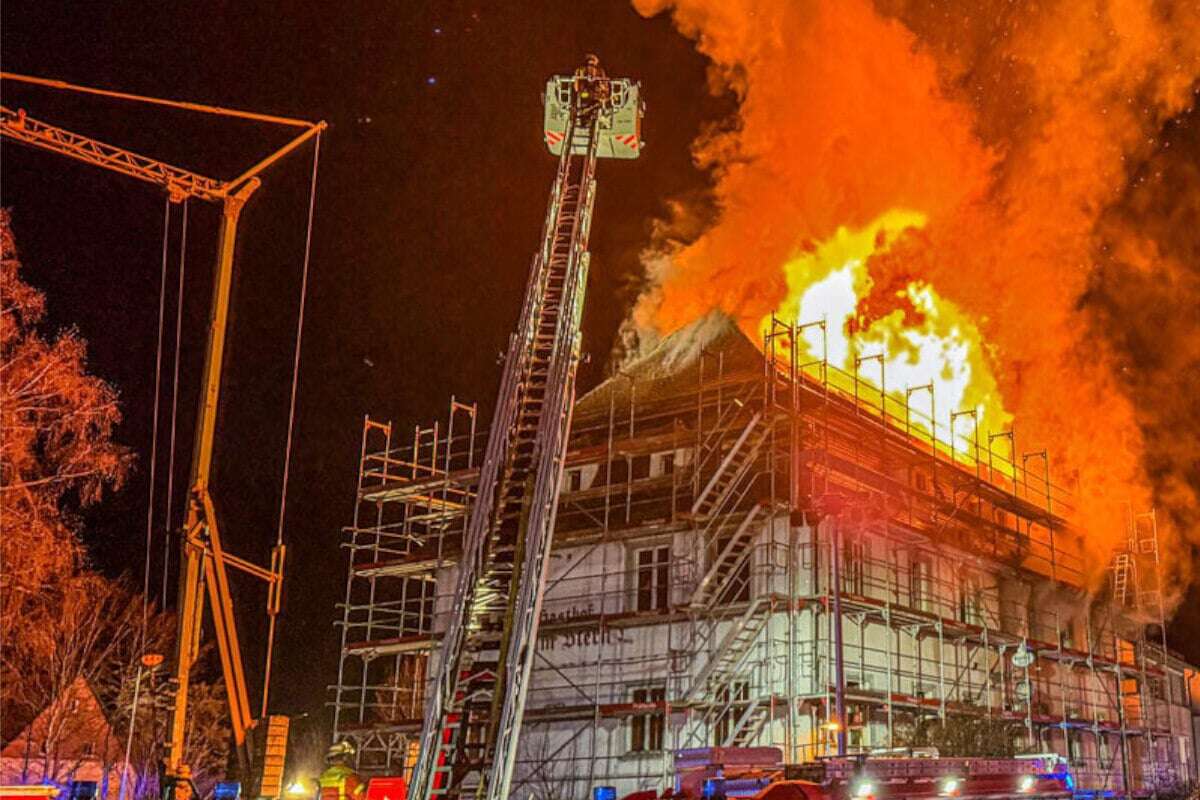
[0,208,130,658]
[5,576,140,784]
[515,729,578,800]
[1,212,228,797]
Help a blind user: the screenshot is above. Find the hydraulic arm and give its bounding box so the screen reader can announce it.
[408,60,642,800]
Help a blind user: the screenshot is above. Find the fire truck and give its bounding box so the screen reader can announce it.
[601,748,1074,800]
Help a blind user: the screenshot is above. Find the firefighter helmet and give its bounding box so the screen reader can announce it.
[326,740,355,762]
[584,53,600,67]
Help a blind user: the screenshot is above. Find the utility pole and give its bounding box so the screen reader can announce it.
[830,511,848,756]
[817,492,850,756]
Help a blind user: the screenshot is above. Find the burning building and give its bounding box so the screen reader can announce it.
[330,312,1198,797]
[328,0,1200,793]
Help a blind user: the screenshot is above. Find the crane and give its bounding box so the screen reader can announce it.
[0,73,325,798]
[408,57,643,800]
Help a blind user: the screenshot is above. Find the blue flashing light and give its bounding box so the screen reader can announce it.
[703,778,725,800]
[593,788,617,800]
[68,782,98,800]
[1042,768,1076,795]
[214,781,242,800]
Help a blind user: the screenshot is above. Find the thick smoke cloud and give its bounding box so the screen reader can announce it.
[630,0,1200,594]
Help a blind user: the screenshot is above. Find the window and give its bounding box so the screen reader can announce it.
[652,451,676,477]
[958,572,983,625]
[1170,674,1187,706]
[1060,623,1080,652]
[841,535,865,595]
[630,685,666,752]
[1067,734,1084,765]
[631,454,652,480]
[714,681,750,745]
[634,545,670,612]
[993,507,1010,529]
[565,468,584,493]
[910,552,933,612]
[1098,734,1112,766]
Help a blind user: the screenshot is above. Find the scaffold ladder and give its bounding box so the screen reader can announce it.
[409,62,642,800]
[1111,552,1133,606]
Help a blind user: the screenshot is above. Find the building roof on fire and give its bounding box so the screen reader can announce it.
[575,311,761,421]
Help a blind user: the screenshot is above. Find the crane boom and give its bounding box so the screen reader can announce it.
[1,105,226,201]
[409,60,643,800]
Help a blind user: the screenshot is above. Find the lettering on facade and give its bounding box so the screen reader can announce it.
[537,603,629,651]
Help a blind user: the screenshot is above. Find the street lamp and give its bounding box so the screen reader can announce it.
[118,653,164,800]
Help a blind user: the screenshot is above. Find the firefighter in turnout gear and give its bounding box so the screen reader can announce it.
[318,741,364,800]
[163,764,197,800]
[573,53,610,115]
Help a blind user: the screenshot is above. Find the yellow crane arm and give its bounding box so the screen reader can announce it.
[1,78,324,798]
[0,105,227,202]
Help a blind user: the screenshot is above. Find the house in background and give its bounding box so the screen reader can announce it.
[1,677,131,800]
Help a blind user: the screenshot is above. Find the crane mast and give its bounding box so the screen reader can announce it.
[409,60,643,800]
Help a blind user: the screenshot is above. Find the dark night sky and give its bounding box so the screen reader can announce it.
[4,1,1197,734]
[1,2,725,721]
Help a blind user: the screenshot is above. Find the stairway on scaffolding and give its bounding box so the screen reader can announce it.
[687,395,769,608]
[678,595,776,749]
[691,505,765,609]
[690,398,768,521]
[684,686,777,750]
[670,395,776,749]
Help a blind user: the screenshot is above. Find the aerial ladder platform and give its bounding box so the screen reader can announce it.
[408,59,643,800]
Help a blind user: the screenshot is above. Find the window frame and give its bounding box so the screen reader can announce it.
[564,467,584,493]
[629,684,667,753]
[631,542,671,613]
[910,551,934,612]
[957,570,983,625]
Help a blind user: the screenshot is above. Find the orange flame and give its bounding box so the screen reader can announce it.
[757,208,1010,441]
[630,0,1200,592]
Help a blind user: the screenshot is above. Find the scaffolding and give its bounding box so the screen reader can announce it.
[330,316,1195,798]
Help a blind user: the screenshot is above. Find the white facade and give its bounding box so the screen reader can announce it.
[335,323,1199,799]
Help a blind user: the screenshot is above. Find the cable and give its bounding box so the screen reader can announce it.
[161,199,189,609]
[260,131,322,717]
[143,196,171,643]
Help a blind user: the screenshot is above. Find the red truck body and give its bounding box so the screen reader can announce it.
[638,748,1073,800]
[364,777,407,800]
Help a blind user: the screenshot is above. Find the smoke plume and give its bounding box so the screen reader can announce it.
[630,0,1200,594]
